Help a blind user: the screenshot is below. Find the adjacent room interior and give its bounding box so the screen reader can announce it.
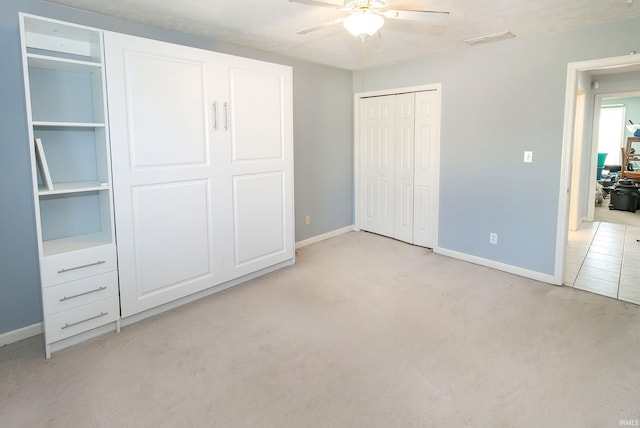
[1,0,640,426]
[565,78,640,302]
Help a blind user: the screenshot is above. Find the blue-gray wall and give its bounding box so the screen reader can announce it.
[355,17,640,275]
[0,0,354,335]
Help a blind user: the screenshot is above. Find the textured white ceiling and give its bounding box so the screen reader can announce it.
[44,0,640,70]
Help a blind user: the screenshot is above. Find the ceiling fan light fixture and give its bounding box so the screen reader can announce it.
[343,11,384,39]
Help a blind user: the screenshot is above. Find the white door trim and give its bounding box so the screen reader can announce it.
[556,54,640,285]
[586,93,605,223]
[568,89,585,231]
[354,83,442,249]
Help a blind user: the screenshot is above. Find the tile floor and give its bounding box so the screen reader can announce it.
[565,221,640,304]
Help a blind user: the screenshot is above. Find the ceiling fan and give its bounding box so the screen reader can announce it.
[290,0,449,39]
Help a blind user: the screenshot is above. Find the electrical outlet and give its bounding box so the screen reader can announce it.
[489,232,498,244]
[305,215,311,225]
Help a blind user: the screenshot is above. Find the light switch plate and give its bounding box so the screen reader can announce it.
[524,151,533,163]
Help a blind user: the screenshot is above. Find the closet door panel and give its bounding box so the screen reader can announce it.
[393,93,415,244]
[360,95,395,238]
[413,91,439,248]
[415,185,431,241]
[104,32,223,317]
[220,56,294,279]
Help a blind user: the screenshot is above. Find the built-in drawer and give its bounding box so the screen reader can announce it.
[44,296,120,344]
[40,245,117,287]
[42,271,119,316]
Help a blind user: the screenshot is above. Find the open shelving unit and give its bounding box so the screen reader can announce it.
[20,14,120,358]
[23,15,113,256]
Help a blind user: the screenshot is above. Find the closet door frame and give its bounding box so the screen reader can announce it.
[353,84,442,249]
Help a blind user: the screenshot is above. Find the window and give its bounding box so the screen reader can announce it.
[597,105,626,165]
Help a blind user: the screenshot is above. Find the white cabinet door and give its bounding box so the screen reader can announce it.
[105,33,224,317]
[217,54,294,280]
[360,95,396,238]
[105,34,294,317]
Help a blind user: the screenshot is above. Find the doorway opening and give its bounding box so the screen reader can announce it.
[558,55,640,304]
[593,93,640,226]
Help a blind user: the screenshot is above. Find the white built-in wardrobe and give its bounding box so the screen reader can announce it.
[105,33,294,317]
[20,14,294,357]
[359,90,440,248]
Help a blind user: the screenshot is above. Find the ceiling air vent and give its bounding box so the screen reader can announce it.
[465,31,515,46]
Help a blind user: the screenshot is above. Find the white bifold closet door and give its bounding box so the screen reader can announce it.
[104,33,293,317]
[360,91,438,248]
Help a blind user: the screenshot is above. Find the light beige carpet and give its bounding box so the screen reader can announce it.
[1,231,639,427]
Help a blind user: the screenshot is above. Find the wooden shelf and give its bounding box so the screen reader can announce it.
[27,53,101,73]
[38,181,110,196]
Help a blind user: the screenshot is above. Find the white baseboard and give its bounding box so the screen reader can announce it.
[295,225,355,249]
[434,246,559,285]
[0,323,43,347]
[575,216,589,231]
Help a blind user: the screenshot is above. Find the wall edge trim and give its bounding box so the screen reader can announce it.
[434,246,559,285]
[295,225,355,249]
[0,322,43,347]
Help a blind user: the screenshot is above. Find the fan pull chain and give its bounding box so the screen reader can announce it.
[361,38,366,92]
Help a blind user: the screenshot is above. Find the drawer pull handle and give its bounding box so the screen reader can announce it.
[60,286,108,302]
[57,260,106,274]
[61,312,109,330]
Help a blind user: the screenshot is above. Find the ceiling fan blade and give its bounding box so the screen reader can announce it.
[288,0,345,8]
[383,9,449,23]
[296,17,346,34]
